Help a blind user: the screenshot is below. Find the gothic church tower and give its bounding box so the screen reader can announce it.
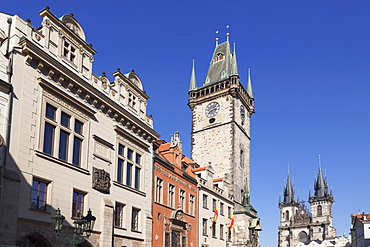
[188,33,261,246]
[278,162,336,247]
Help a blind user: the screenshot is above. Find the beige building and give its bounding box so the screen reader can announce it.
[194,165,235,247]
[188,35,261,246]
[0,7,159,247]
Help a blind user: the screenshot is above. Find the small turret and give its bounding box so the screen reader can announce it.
[189,59,197,91]
[247,68,254,99]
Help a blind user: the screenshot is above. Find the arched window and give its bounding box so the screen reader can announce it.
[298,231,308,243]
[317,205,322,216]
[285,210,289,221]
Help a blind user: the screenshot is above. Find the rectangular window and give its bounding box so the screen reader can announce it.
[220,224,224,240]
[213,199,217,212]
[203,194,208,208]
[189,194,195,215]
[228,206,232,218]
[63,40,76,63]
[180,189,185,211]
[202,218,207,236]
[220,202,224,215]
[126,163,132,186]
[116,143,142,190]
[134,167,140,190]
[31,179,48,211]
[43,103,85,167]
[72,190,85,218]
[212,222,216,238]
[155,177,163,203]
[115,203,125,228]
[131,208,140,231]
[169,184,175,208]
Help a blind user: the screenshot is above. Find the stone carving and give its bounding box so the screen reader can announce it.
[92,167,111,194]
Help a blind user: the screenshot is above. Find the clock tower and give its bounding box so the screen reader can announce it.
[188,34,261,246]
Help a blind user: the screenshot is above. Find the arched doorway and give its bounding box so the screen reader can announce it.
[17,233,51,247]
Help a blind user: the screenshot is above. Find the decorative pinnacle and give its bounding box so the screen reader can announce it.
[226,25,230,42]
[215,30,219,45]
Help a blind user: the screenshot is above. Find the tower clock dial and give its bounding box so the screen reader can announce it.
[240,105,246,121]
[205,102,220,117]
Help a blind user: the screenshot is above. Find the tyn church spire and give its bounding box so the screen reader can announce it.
[283,170,295,204]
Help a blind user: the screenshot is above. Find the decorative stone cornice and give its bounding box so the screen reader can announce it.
[20,37,159,144]
[188,76,254,115]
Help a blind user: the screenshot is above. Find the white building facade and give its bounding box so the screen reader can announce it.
[194,165,235,247]
[0,7,159,247]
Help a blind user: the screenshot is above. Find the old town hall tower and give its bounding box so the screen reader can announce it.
[188,34,261,246]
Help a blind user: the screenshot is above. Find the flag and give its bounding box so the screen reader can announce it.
[228,215,235,229]
[213,205,219,222]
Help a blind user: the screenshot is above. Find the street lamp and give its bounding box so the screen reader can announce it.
[51,208,96,246]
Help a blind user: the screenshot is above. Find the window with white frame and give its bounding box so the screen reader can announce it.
[189,194,195,216]
[155,177,163,203]
[116,143,141,190]
[128,92,136,109]
[131,208,140,231]
[203,194,208,209]
[202,218,208,236]
[72,190,85,218]
[63,39,76,64]
[220,202,224,215]
[31,178,49,211]
[42,103,84,166]
[179,189,185,211]
[168,184,175,208]
[115,202,125,228]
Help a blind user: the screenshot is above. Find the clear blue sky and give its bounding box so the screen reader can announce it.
[3,1,370,246]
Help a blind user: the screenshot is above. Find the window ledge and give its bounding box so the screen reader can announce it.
[29,208,51,214]
[113,181,146,196]
[131,229,142,234]
[114,226,127,231]
[35,150,90,175]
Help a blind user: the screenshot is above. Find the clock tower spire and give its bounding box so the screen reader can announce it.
[188,33,261,246]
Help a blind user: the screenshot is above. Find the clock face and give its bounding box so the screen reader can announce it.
[205,102,220,118]
[240,105,245,121]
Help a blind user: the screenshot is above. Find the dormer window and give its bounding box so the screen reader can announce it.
[63,41,76,63]
[128,92,136,109]
[213,52,224,63]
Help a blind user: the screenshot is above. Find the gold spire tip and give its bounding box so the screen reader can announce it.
[226,25,230,28]
[215,30,219,34]
[216,37,219,41]
[226,33,230,36]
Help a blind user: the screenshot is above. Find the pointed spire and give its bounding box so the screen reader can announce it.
[247,68,254,98]
[189,59,197,91]
[242,176,250,207]
[314,155,331,198]
[231,43,239,76]
[283,165,295,204]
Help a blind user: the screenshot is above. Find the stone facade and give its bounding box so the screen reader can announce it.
[278,166,336,247]
[188,38,261,246]
[0,7,159,247]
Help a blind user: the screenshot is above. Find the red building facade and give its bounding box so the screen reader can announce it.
[152,132,198,247]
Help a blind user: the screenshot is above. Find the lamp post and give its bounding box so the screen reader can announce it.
[51,208,96,246]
